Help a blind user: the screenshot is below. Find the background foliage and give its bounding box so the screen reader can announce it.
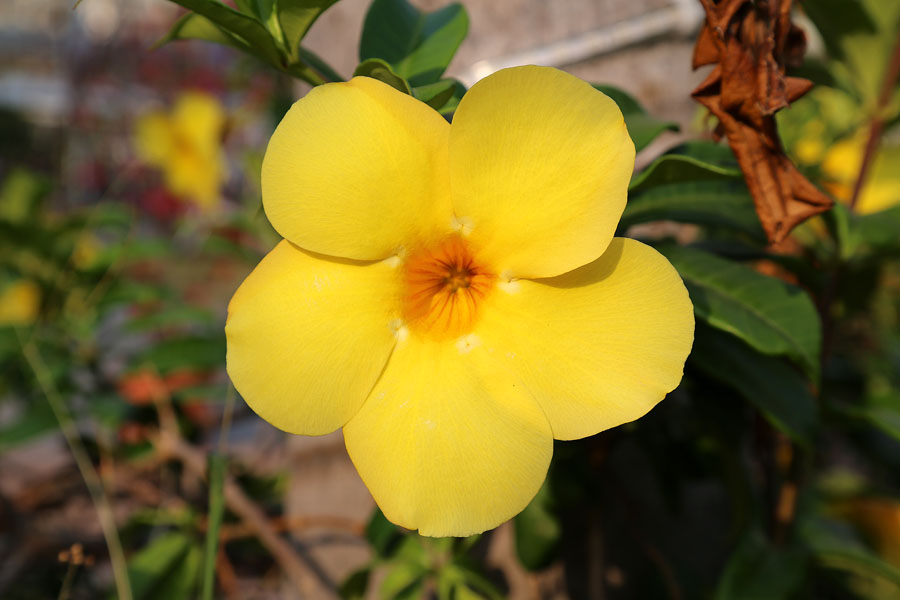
[1,0,900,598]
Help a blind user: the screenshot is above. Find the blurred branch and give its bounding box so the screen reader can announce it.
[152,415,337,598]
[215,548,239,599]
[849,32,900,212]
[17,332,133,600]
[218,514,366,541]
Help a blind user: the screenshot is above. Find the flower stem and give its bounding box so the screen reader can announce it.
[18,332,132,600]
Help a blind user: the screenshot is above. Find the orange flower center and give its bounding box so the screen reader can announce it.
[401,236,495,339]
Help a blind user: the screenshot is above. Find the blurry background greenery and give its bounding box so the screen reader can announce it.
[1,0,900,598]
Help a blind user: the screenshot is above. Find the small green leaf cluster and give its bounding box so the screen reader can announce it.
[157,0,468,114]
[340,509,503,600]
[157,0,341,85]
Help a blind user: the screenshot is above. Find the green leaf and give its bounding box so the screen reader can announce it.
[365,507,404,557]
[353,58,412,94]
[657,244,822,379]
[513,479,561,571]
[297,45,344,82]
[360,0,468,86]
[715,531,807,600]
[630,141,741,190]
[127,306,216,332]
[153,12,251,54]
[822,201,856,260]
[201,453,227,600]
[127,532,194,600]
[380,561,427,600]
[277,0,338,61]
[802,0,878,63]
[856,204,900,253]
[339,567,372,600]
[801,0,894,102]
[412,78,459,111]
[0,398,56,451]
[138,335,226,374]
[152,544,202,600]
[802,515,900,589]
[621,180,765,241]
[839,393,900,444]
[690,325,818,445]
[438,80,466,115]
[441,564,505,600]
[165,0,284,66]
[232,0,264,15]
[0,167,50,224]
[592,84,679,151]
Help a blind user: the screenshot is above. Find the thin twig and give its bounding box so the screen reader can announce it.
[18,333,133,600]
[848,31,900,213]
[153,429,336,598]
[218,383,236,455]
[215,549,239,599]
[56,561,77,600]
[217,514,366,541]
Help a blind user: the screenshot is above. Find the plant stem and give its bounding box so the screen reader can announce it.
[218,383,236,455]
[18,333,133,600]
[201,453,227,600]
[848,31,900,213]
[153,423,336,597]
[56,561,77,600]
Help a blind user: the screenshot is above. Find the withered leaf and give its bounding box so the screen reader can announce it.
[691,0,833,242]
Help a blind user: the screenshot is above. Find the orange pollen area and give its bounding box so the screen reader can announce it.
[401,236,495,339]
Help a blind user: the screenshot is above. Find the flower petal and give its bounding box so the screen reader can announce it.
[477,238,694,440]
[134,112,172,167]
[262,77,453,260]
[343,336,553,537]
[226,240,401,435]
[449,66,635,278]
[172,91,225,154]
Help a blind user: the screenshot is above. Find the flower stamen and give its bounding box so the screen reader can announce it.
[401,236,494,339]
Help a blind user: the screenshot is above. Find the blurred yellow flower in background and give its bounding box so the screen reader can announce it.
[71,233,103,271]
[0,279,41,326]
[836,498,900,566]
[135,91,226,211]
[225,66,694,537]
[793,120,827,166]
[820,133,900,215]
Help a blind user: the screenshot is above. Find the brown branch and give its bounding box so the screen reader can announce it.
[218,515,365,542]
[153,429,337,599]
[848,31,900,212]
[215,548,239,599]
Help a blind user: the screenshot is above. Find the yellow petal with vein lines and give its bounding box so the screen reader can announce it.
[477,238,694,440]
[262,77,453,260]
[343,336,553,537]
[226,240,401,435]
[449,66,635,278]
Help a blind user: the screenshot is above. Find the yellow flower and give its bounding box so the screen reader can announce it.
[225,66,694,536]
[0,279,41,326]
[72,233,102,271]
[822,134,900,215]
[135,91,226,211]
[793,120,827,166]
[835,498,900,566]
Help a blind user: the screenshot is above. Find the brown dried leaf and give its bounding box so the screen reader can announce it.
[691,0,833,242]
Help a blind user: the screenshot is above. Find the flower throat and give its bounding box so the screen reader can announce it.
[401,236,494,339]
